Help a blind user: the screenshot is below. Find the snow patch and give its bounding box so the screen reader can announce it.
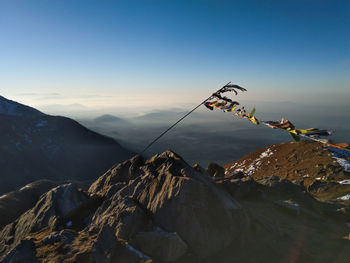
[333,157,350,172]
[338,194,350,201]
[19,185,31,191]
[260,148,274,158]
[125,243,151,260]
[338,180,350,185]
[35,120,47,127]
[238,148,274,176]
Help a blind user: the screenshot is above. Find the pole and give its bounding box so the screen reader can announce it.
[140,82,231,155]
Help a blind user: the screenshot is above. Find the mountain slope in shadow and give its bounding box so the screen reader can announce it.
[0,96,134,194]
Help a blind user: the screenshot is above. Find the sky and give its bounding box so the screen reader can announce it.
[0,0,349,113]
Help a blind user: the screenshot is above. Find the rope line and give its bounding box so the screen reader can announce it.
[140,82,231,154]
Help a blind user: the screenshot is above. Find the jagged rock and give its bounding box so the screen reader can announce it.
[218,178,261,199]
[90,197,150,241]
[88,151,242,259]
[206,162,225,178]
[91,224,120,263]
[0,183,92,257]
[192,163,204,173]
[134,230,187,262]
[127,151,242,258]
[0,180,61,229]
[89,155,144,196]
[2,239,38,263]
[42,229,77,245]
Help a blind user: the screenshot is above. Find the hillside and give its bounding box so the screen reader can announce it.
[0,96,134,194]
[1,144,350,263]
[224,140,350,201]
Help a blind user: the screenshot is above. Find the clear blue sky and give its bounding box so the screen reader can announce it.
[1,0,349,109]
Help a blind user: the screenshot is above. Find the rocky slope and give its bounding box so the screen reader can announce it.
[224,140,350,201]
[0,179,91,230]
[0,96,134,194]
[1,146,350,263]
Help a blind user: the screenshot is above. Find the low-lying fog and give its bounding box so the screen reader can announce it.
[65,101,350,167]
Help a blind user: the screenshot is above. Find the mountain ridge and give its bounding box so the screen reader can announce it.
[0,96,44,117]
[0,95,134,194]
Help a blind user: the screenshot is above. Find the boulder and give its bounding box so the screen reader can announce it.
[218,178,261,199]
[206,162,225,178]
[0,179,61,229]
[90,197,150,241]
[89,155,144,196]
[1,239,38,263]
[192,163,204,173]
[131,151,242,258]
[0,183,91,256]
[134,230,188,262]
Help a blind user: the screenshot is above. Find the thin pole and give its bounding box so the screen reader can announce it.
[140,82,231,155]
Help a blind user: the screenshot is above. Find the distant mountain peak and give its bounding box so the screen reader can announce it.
[94,114,127,123]
[0,95,44,117]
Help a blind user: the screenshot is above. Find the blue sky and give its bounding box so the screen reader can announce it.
[1,0,349,110]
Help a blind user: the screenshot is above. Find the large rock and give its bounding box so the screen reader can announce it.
[1,239,39,263]
[89,155,144,196]
[134,230,187,262]
[88,150,243,259]
[90,197,150,241]
[0,183,91,257]
[206,162,225,178]
[218,177,262,199]
[129,151,242,258]
[0,179,61,229]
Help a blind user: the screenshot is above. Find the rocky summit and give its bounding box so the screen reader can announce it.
[1,144,350,263]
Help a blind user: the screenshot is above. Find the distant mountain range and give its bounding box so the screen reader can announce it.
[94,114,129,124]
[0,96,134,194]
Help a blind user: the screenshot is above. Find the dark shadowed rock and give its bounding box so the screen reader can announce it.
[90,197,150,241]
[206,162,225,178]
[1,239,39,263]
[218,178,262,199]
[192,163,204,173]
[134,230,188,262]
